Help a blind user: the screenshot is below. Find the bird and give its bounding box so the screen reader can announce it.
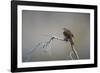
[63,28,74,45]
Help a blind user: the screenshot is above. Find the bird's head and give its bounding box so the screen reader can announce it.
[62,28,69,32]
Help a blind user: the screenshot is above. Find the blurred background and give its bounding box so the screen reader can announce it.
[22,10,90,62]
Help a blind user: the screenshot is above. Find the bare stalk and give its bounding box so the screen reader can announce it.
[70,44,79,60]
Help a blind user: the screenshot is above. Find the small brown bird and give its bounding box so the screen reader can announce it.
[63,28,74,45]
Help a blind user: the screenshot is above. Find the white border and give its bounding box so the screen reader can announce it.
[17,5,94,68]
